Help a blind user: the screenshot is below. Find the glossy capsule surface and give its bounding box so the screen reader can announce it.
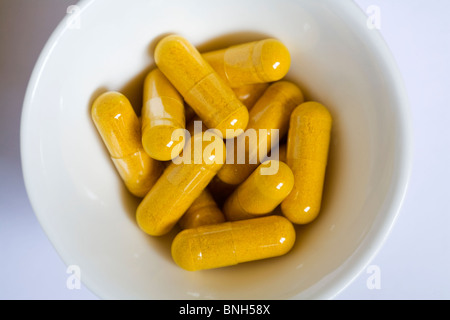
[186,82,268,124]
[232,83,270,111]
[171,215,296,271]
[185,81,267,119]
[154,35,249,139]
[223,160,294,221]
[217,81,304,185]
[91,91,163,197]
[178,189,225,229]
[141,69,186,161]
[202,39,291,88]
[136,131,226,236]
[281,102,332,224]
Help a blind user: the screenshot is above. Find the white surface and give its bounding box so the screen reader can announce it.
[0,0,449,300]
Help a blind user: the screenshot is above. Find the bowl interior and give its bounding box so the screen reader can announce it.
[21,0,410,299]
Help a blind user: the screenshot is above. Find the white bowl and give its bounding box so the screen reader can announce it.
[21,0,411,299]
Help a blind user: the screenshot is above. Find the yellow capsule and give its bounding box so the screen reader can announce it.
[232,83,270,111]
[281,102,332,224]
[136,131,226,236]
[178,189,225,229]
[91,91,163,197]
[217,81,304,186]
[172,215,295,271]
[142,69,186,161]
[223,161,294,221]
[202,39,291,88]
[185,84,266,138]
[154,35,249,139]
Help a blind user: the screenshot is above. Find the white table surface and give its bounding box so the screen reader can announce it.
[0,0,449,300]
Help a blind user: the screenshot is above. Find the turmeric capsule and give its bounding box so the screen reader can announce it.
[136,131,226,236]
[281,102,332,224]
[154,35,249,139]
[223,161,294,221]
[232,83,270,110]
[178,189,225,229]
[91,91,163,197]
[217,81,304,186]
[172,215,296,271]
[202,39,291,88]
[141,69,186,161]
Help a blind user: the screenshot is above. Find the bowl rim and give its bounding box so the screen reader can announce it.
[306,0,413,300]
[20,0,412,300]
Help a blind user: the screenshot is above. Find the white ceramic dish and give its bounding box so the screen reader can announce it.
[21,0,411,299]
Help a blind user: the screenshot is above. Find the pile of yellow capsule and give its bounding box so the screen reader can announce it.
[91,35,332,271]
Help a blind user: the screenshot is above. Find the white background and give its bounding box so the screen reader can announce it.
[0,0,449,299]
